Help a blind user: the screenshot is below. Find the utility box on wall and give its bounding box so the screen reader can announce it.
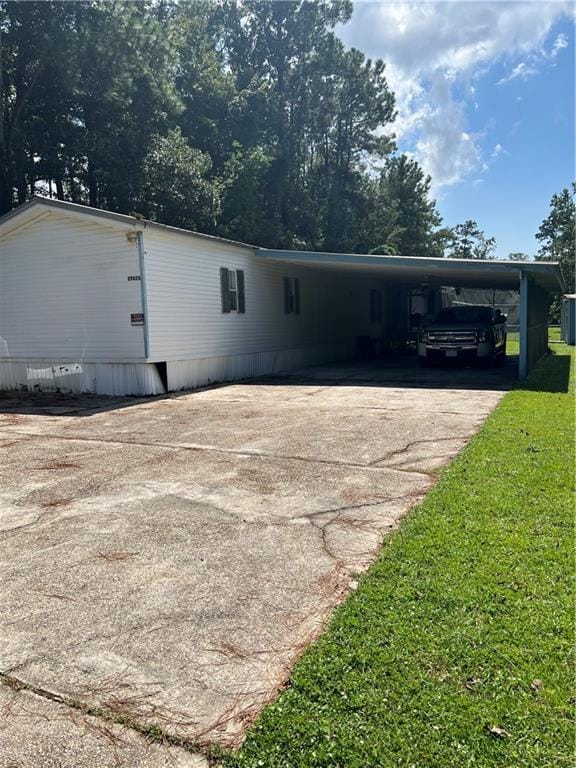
[561,294,576,346]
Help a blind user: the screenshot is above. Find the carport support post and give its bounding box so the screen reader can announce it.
[519,271,528,381]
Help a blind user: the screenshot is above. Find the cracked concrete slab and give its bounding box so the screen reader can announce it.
[0,359,509,758]
[0,685,207,768]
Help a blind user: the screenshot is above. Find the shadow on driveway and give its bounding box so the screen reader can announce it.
[0,353,519,418]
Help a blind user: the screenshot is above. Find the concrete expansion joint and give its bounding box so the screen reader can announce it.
[0,426,435,476]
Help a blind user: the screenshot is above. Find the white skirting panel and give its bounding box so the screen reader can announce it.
[166,341,355,391]
[0,361,165,396]
[0,342,355,396]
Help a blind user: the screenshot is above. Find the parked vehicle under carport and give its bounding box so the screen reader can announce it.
[418,305,507,367]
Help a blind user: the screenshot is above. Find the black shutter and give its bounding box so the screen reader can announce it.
[284,277,290,313]
[294,278,300,315]
[220,267,231,313]
[237,269,245,313]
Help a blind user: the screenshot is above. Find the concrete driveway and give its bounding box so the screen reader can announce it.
[0,360,510,766]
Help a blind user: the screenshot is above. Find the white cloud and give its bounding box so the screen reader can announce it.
[491,143,504,160]
[497,62,539,85]
[338,1,572,191]
[496,29,570,84]
[401,74,482,189]
[551,32,569,57]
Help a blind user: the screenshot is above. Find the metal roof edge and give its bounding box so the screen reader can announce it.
[0,196,258,252]
[256,247,561,270]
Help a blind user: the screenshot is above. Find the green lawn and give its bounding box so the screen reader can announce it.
[506,326,561,357]
[223,342,574,768]
[549,326,562,344]
[506,332,519,356]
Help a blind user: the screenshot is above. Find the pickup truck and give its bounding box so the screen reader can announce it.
[418,305,507,366]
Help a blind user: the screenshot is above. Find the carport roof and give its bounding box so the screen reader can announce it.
[256,249,564,293]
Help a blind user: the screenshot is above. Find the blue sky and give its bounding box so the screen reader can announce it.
[338,1,575,258]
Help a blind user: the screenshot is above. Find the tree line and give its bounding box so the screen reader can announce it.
[0,0,574,287]
[0,0,442,255]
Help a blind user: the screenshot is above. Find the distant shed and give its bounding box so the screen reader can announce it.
[561,294,576,346]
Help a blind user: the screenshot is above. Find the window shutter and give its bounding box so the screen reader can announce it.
[294,278,300,315]
[284,277,290,314]
[237,269,245,313]
[220,267,231,313]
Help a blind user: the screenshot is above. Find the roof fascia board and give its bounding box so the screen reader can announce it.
[257,247,558,273]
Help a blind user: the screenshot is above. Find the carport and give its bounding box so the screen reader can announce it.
[257,249,565,380]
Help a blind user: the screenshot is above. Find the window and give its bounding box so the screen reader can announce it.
[284,277,300,314]
[228,269,238,311]
[220,267,245,313]
[370,289,383,323]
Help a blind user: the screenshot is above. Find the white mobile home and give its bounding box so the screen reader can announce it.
[0,197,393,395]
[0,197,564,394]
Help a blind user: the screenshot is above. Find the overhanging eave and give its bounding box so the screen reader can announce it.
[256,249,564,293]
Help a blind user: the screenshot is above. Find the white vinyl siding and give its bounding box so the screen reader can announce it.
[0,212,145,362]
[0,204,389,395]
[143,228,387,363]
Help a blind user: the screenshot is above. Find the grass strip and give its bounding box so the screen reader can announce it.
[224,343,574,768]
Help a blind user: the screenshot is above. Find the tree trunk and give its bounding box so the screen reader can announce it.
[15,144,27,204]
[83,103,98,207]
[0,27,12,214]
[0,171,13,214]
[87,160,98,207]
[28,150,35,196]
